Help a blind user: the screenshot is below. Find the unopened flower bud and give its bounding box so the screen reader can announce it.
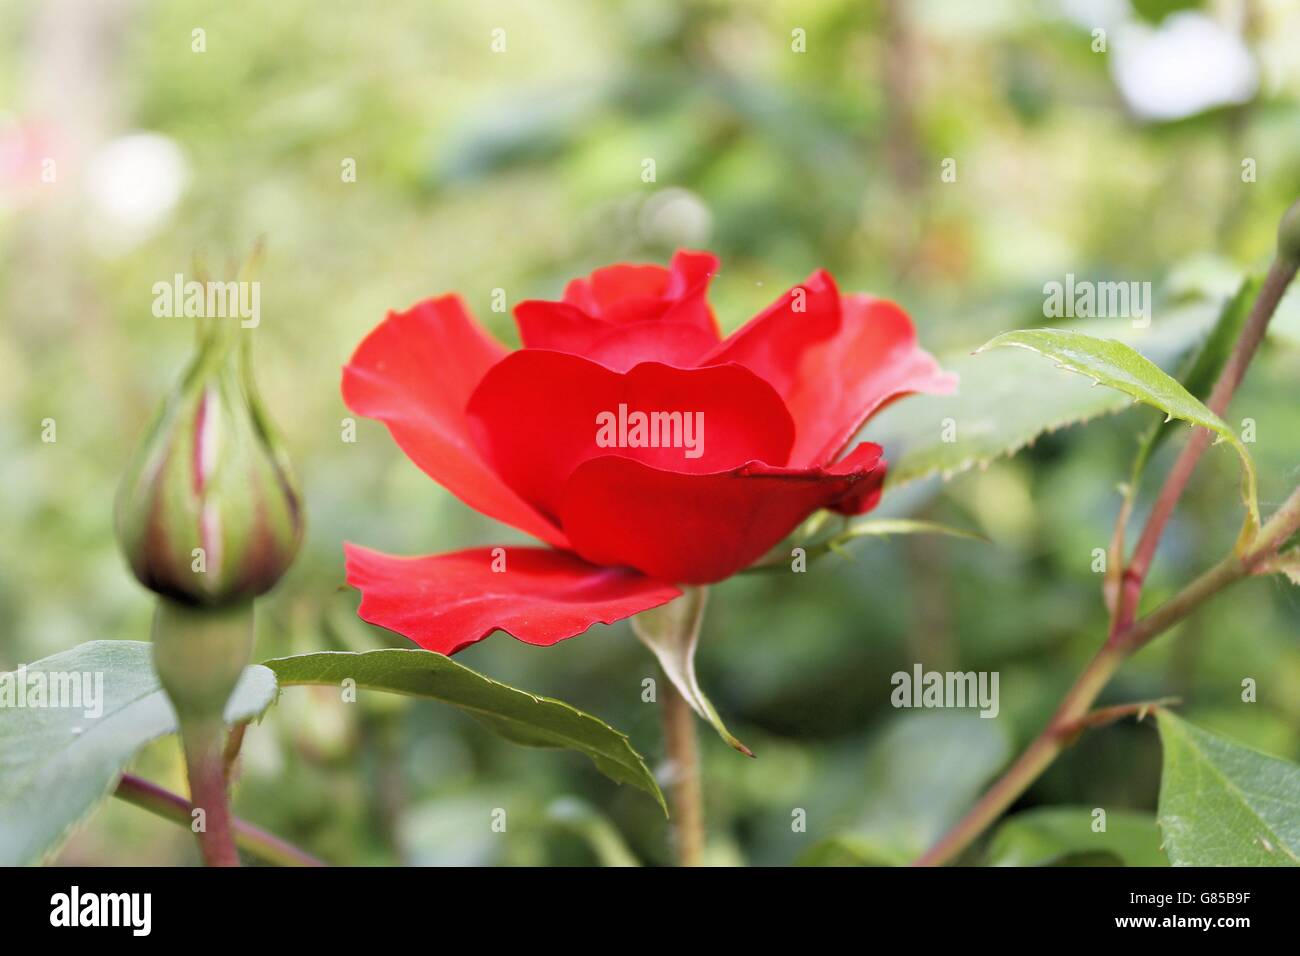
[115,321,303,607]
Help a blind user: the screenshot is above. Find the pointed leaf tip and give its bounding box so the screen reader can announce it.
[979,327,1259,530]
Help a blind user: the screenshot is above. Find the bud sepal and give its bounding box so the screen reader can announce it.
[115,318,303,608]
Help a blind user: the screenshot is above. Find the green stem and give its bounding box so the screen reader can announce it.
[116,773,325,867]
[660,676,705,867]
[152,598,255,867]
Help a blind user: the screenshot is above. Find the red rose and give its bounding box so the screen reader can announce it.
[342,250,955,654]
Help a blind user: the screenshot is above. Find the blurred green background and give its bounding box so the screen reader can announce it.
[2,0,1298,865]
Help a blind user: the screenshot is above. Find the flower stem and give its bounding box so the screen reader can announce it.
[1113,254,1298,632]
[914,232,1300,867]
[914,483,1300,866]
[115,773,325,867]
[911,642,1125,867]
[179,719,241,866]
[660,676,705,867]
[152,598,255,867]
[1060,696,1181,738]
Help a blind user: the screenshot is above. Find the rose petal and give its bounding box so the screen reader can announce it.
[565,250,720,334]
[706,280,956,467]
[785,295,958,466]
[342,296,569,548]
[513,300,612,355]
[582,320,721,371]
[825,443,889,516]
[559,442,886,583]
[345,543,682,655]
[565,264,670,324]
[466,351,796,520]
[702,269,843,396]
[516,250,721,359]
[514,305,717,370]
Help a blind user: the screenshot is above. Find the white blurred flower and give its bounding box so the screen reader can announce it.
[83,132,186,245]
[1112,12,1257,122]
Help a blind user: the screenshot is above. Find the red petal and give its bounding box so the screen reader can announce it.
[342,296,569,548]
[582,320,720,371]
[781,295,957,466]
[516,251,721,361]
[466,351,796,520]
[514,305,717,370]
[706,281,956,467]
[702,269,843,395]
[564,264,669,323]
[513,300,612,355]
[565,250,720,333]
[558,442,887,584]
[825,443,889,516]
[345,543,681,655]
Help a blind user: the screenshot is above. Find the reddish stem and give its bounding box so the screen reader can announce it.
[181,720,241,867]
[1112,257,1297,633]
[915,240,1300,867]
[914,482,1300,866]
[116,773,325,867]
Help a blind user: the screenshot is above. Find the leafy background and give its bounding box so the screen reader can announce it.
[1,0,1299,865]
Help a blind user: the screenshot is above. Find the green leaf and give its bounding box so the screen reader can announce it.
[862,305,1217,490]
[1133,277,1253,470]
[1104,280,1263,608]
[978,327,1258,527]
[744,519,985,574]
[988,807,1169,867]
[629,587,752,756]
[0,640,276,866]
[263,648,666,814]
[816,518,987,555]
[1123,276,1260,503]
[1156,711,1300,865]
[801,712,1011,866]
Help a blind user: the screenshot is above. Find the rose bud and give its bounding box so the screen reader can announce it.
[115,321,303,607]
